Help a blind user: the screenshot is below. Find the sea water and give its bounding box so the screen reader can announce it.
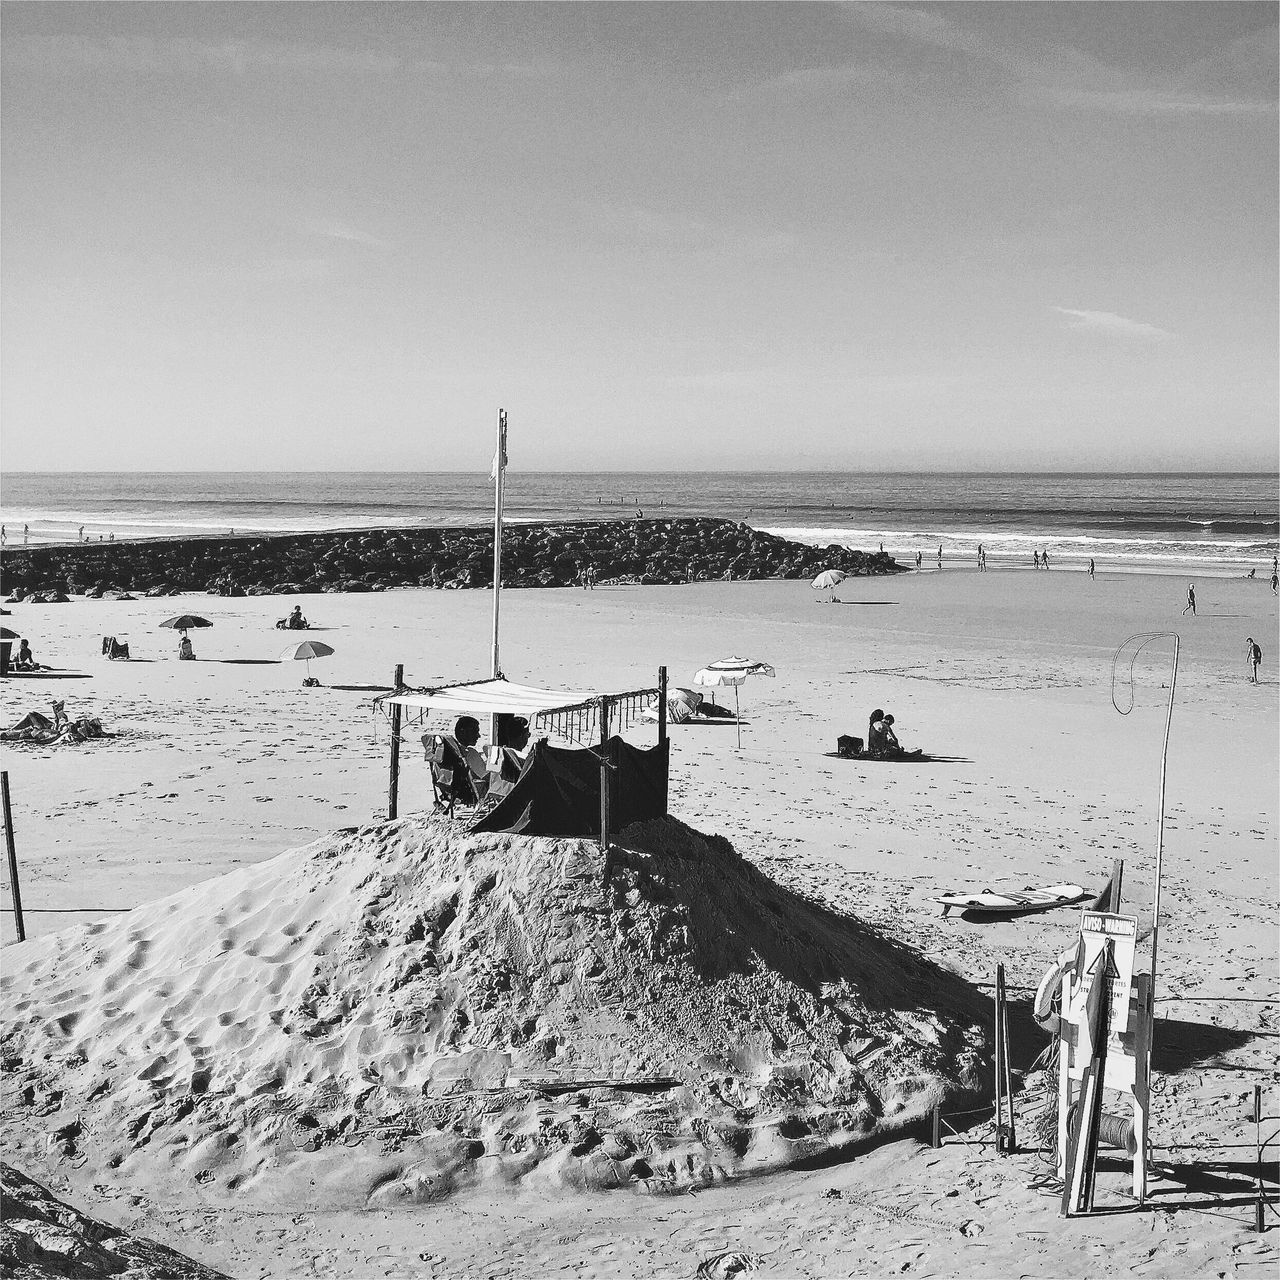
[2,471,1276,576]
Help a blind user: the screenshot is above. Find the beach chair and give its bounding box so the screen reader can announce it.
[101,636,131,660]
[424,734,482,816]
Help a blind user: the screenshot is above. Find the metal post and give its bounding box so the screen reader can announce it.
[930,1105,942,1149]
[733,683,742,750]
[599,696,611,852]
[657,666,668,747]
[387,663,404,820]
[2,771,25,943]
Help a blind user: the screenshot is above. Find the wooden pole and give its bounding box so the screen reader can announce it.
[599,696,611,852]
[490,409,506,682]
[1255,1084,1266,1233]
[387,663,404,820]
[657,666,668,747]
[994,962,1006,1154]
[2,771,25,943]
[1000,964,1015,1153]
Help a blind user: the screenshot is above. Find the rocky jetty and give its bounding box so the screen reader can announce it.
[1,519,899,601]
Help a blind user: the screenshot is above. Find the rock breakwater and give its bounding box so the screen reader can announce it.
[1,519,898,600]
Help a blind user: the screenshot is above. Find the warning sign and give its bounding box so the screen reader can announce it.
[1067,912,1138,1089]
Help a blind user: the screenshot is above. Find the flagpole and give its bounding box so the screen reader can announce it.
[490,409,506,680]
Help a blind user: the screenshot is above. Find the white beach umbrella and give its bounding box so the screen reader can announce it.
[811,569,847,602]
[692,657,776,748]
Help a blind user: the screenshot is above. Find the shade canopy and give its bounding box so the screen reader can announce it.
[280,640,335,662]
[812,570,848,590]
[0,627,21,642]
[383,678,589,719]
[377,675,658,745]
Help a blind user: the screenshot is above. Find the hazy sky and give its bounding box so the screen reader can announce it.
[3,2,1276,472]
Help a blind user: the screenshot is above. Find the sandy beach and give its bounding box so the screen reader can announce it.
[2,561,1276,1277]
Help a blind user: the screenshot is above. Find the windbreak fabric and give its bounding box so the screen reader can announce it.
[470,738,669,837]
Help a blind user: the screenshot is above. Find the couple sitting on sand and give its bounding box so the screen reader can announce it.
[275,605,310,630]
[867,708,922,759]
[425,714,533,811]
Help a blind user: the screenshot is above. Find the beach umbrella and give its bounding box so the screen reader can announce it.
[160,614,212,637]
[665,687,703,724]
[811,569,847,602]
[692,657,776,748]
[280,638,334,682]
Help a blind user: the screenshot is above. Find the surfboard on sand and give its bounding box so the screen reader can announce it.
[936,883,1089,917]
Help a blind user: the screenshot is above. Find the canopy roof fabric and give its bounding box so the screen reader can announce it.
[375,676,658,744]
[382,679,590,718]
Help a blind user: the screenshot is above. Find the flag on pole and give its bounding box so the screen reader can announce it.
[490,412,508,480]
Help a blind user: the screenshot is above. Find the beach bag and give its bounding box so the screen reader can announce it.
[837,734,863,758]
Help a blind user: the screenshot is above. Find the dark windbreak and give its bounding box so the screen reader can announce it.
[470,738,669,837]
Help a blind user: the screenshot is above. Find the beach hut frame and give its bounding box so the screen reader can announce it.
[374,668,668,849]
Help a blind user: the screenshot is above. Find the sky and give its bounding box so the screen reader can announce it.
[2,2,1277,473]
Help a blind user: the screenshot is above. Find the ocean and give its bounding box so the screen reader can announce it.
[2,471,1277,576]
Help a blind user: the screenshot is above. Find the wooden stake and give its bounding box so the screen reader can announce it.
[598,695,611,852]
[1063,939,1115,1215]
[2,771,25,943]
[994,962,1008,1154]
[999,963,1016,1154]
[387,663,404,820]
[1255,1084,1266,1233]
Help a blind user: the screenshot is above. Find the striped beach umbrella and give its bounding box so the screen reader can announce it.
[692,657,775,748]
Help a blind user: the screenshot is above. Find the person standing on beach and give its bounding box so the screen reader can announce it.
[23,524,29,544]
[1088,558,1096,579]
[1033,550,1040,570]
[1042,550,1050,569]
[915,551,922,569]
[78,525,85,542]
[936,545,943,569]
[1184,583,1196,615]
[1,525,5,545]
[1272,570,1278,595]
[1246,637,1262,683]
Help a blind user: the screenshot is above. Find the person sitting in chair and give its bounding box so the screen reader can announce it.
[287,605,308,630]
[178,635,195,660]
[488,715,531,798]
[14,640,37,670]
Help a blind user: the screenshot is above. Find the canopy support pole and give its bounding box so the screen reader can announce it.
[387,662,404,820]
[734,684,742,750]
[657,666,667,747]
[3,771,25,944]
[599,695,611,852]
[489,410,507,747]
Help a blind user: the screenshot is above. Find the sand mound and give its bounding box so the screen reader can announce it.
[1,1163,228,1279]
[1,816,987,1208]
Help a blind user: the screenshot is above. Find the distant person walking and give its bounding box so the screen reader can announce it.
[23,524,29,545]
[1,525,5,545]
[1246,637,1262,683]
[936,545,943,569]
[1088,557,1096,579]
[1184,583,1196,616]
[1042,550,1050,569]
[1272,570,1278,595]
[915,551,922,569]
[1033,550,1040,570]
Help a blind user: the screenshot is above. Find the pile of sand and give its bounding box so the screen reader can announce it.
[1,1163,227,1279]
[1,816,988,1208]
